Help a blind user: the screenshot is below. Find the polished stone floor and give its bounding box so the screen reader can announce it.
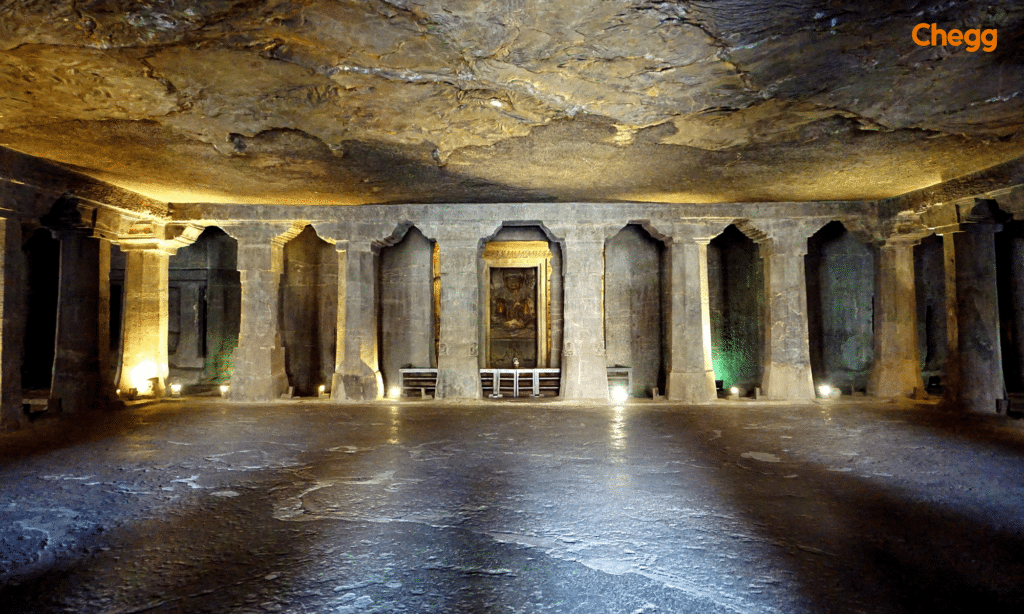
[2,398,1023,613]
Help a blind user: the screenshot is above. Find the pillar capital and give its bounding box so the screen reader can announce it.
[550,224,616,245]
[670,221,729,245]
[334,238,378,255]
[761,221,823,256]
[421,223,487,246]
[933,198,1009,236]
[224,222,303,247]
[880,234,925,249]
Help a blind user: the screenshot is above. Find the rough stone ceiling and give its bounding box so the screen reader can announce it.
[1,1,1022,205]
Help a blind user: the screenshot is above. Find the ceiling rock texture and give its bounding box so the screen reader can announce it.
[0,0,1022,205]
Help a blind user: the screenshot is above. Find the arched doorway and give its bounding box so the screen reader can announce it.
[806,221,875,394]
[279,225,337,397]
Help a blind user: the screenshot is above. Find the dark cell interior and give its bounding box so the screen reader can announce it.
[806,221,875,394]
[21,228,59,390]
[708,224,764,393]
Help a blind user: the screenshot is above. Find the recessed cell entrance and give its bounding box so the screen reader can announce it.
[481,240,552,370]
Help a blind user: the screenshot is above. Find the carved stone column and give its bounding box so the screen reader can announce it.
[228,227,289,402]
[118,245,171,396]
[332,241,383,400]
[868,237,924,398]
[0,216,26,430]
[559,230,608,400]
[761,224,816,400]
[945,202,1006,412]
[97,237,118,395]
[941,228,961,401]
[665,231,716,403]
[434,236,482,399]
[49,227,101,413]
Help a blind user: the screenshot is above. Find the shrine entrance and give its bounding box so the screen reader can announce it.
[481,240,558,398]
[482,241,552,368]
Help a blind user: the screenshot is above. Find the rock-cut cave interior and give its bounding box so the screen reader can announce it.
[2,2,1024,613]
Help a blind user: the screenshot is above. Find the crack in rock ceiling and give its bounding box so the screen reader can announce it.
[0,0,1021,204]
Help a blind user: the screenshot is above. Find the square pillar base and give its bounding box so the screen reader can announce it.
[436,356,481,400]
[230,346,288,402]
[666,369,716,403]
[763,362,815,400]
[331,367,383,401]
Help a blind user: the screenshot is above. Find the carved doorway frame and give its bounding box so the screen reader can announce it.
[482,241,552,368]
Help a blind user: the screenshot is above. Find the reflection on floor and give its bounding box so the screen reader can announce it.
[2,399,1023,613]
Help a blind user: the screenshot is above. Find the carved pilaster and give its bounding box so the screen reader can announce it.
[331,241,383,401]
[433,232,482,399]
[868,236,924,398]
[759,221,818,400]
[665,225,718,403]
[0,216,26,430]
[940,200,1007,412]
[224,223,297,402]
[557,227,609,400]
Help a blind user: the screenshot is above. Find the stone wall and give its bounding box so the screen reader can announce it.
[806,222,875,392]
[280,226,337,397]
[605,224,663,397]
[708,225,764,392]
[379,227,435,391]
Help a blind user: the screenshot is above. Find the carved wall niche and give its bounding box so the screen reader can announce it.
[482,241,552,368]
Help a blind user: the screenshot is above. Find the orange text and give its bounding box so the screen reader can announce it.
[912,23,997,52]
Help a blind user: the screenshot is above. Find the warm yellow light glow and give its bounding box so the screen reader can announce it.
[819,385,832,398]
[611,386,629,403]
[730,386,739,396]
[318,384,326,395]
[389,387,402,399]
[220,385,229,397]
[170,383,182,396]
[130,360,159,394]
[489,98,505,108]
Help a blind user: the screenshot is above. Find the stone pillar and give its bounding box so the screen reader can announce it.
[118,247,170,396]
[946,213,1006,412]
[868,238,924,398]
[49,228,100,413]
[941,229,961,400]
[228,231,288,402]
[0,216,26,431]
[331,242,383,400]
[665,234,716,403]
[761,226,816,400]
[97,238,117,393]
[434,236,481,399]
[560,231,609,399]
